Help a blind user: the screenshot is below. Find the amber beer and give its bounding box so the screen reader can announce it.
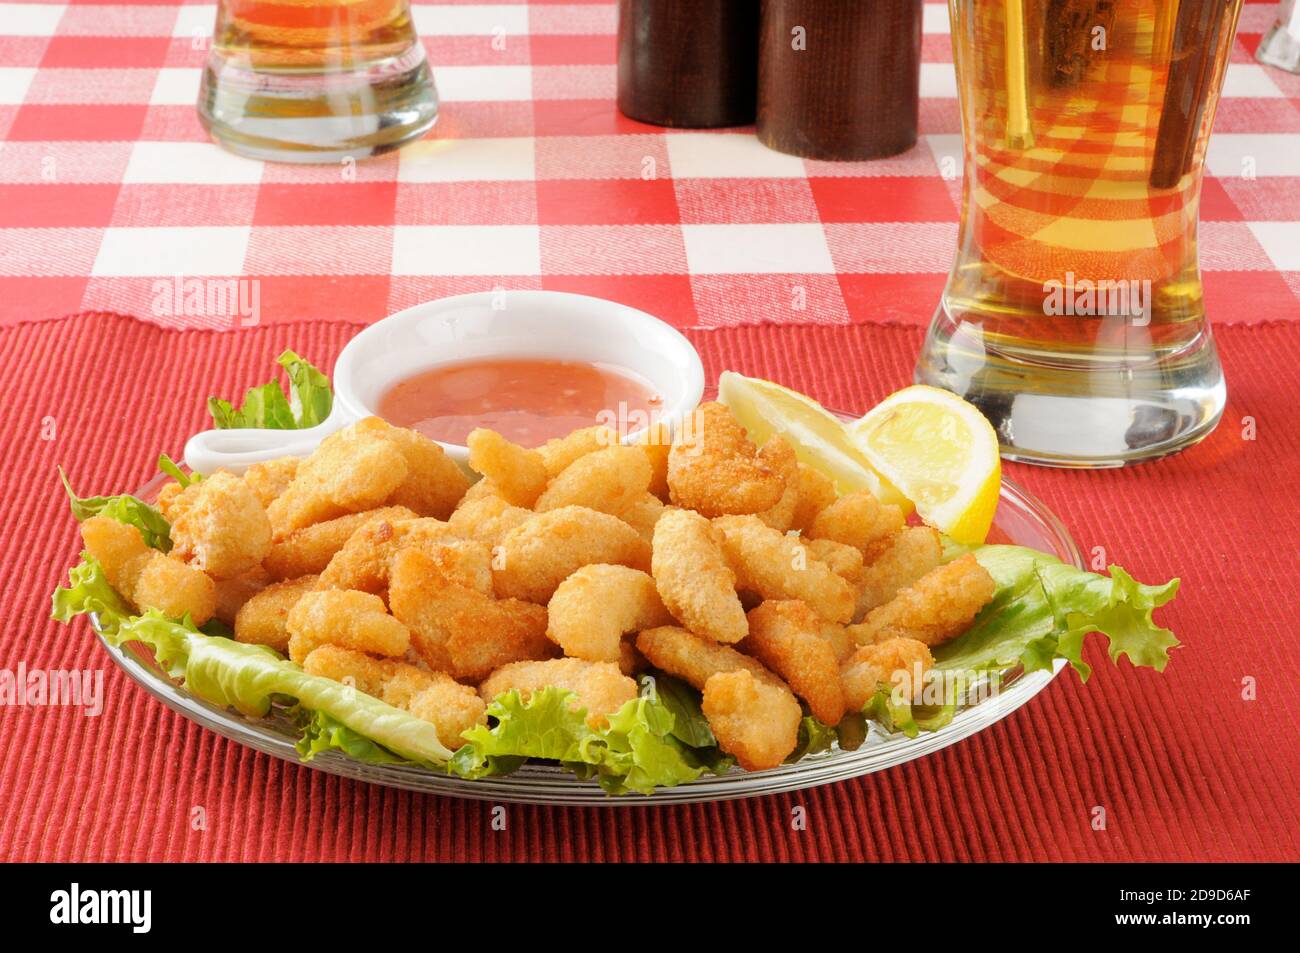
[198,0,436,161]
[916,0,1243,466]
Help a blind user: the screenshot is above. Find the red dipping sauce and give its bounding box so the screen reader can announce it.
[378,358,665,447]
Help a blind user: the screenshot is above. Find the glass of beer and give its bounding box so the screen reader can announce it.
[916,0,1243,467]
[197,0,437,162]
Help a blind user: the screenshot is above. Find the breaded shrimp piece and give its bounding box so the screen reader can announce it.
[492,506,652,604]
[756,470,801,531]
[285,589,411,664]
[242,457,299,508]
[618,638,647,676]
[620,493,665,541]
[789,464,837,532]
[467,428,547,508]
[156,480,187,522]
[701,670,802,771]
[406,678,488,747]
[168,471,273,579]
[634,625,773,690]
[479,658,637,729]
[212,565,271,625]
[454,476,505,511]
[263,505,417,580]
[546,565,672,663]
[817,620,855,663]
[534,445,651,516]
[356,417,469,519]
[267,420,409,535]
[635,421,672,499]
[802,537,866,587]
[848,554,995,647]
[650,508,747,643]
[712,515,855,624]
[538,426,618,478]
[301,643,390,696]
[316,517,489,595]
[808,491,905,553]
[667,403,794,517]
[80,515,216,625]
[235,575,318,653]
[743,601,846,726]
[855,525,943,618]
[389,548,552,682]
[446,495,533,547]
[841,638,934,708]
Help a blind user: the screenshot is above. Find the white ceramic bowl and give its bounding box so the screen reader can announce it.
[184,291,705,475]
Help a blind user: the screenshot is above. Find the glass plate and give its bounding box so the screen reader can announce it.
[90,461,1080,805]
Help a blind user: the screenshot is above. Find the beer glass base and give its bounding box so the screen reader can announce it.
[914,312,1227,469]
[198,44,438,163]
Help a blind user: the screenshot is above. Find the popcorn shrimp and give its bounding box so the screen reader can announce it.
[635,421,672,500]
[285,589,411,663]
[650,508,747,644]
[263,505,417,580]
[789,464,837,532]
[467,428,548,508]
[446,495,533,547]
[236,575,318,653]
[546,565,672,663]
[841,638,934,708]
[848,554,995,647]
[212,565,271,626]
[242,457,299,508]
[478,658,638,729]
[620,493,665,541]
[355,417,469,519]
[667,403,794,517]
[534,445,651,516]
[808,490,905,554]
[743,600,846,726]
[701,670,802,771]
[168,471,272,579]
[712,515,855,624]
[80,515,216,625]
[634,625,773,690]
[855,525,943,618]
[537,425,618,478]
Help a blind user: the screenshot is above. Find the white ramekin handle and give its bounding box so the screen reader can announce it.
[183,406,350,475]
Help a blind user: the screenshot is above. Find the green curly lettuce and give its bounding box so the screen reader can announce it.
[58,467,172,552]
[207,349,332,430]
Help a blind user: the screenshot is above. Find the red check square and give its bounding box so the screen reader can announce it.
[0,276,89,325]
[536,178,678,225]
[529,35,616,66]
[674,178,820,224]
[811,176,957,223]
[8,104,148,142]
[542,274,697,328]
[837,273,947,326]
[395,181,538,225]
[253,182,400,227]
[41,37,171,69]
[0,184,120,227]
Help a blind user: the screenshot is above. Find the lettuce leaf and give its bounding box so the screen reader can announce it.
[157,453,199,488]
[58,467,171,552]
[207,349,332,430]
[51,555,452,766]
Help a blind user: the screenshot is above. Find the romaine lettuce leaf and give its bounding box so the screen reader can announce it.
[58,467,171,552]
[207,349,332,430]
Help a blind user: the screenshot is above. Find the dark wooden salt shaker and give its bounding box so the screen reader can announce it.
[617,0,759,128]
[758,0,923,160]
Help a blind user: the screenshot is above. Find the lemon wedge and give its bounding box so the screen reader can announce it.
[846,385,1000,545]
[717,371,911,512]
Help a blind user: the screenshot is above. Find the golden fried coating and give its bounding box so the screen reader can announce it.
[667,403,794,517]
[467,428,547,508]
[267,420,409,535]
[634,625,772,690]
[855,525,943,618]
[285,588,411,664]
[168,471,273,579]
[478,658,638,729]
[534,445,651,516]
[701,670,802,771]
[712,515,855,624]
[847,554,995,647]
[212,565,271,626]
[756,469,801,531]
[235,575,317,653]
[789,463,837,533]
[537,425,618,478]
[362,418,470,519]
[817,620,855,663]
[446,495,533,547]
[80,515,216,625]
[808,491,905,553]
[263,505,417,580]
[242,457,299,508]
[302,644,486,747]
[650,508,747,644]
[156,480,186,522]
[841,638,934,708]
[743,601,846,726]
[492,506,652,604]
[620,492,665,541]
[454,476,505,511]
[546,565,672,663]
[389,548,552,682]
[635,421,672,500]
[317,517,490,595]
[618,638,647,677]
[802,537,866,587]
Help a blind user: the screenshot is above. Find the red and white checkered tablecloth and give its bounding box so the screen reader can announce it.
[1,0,1298,330]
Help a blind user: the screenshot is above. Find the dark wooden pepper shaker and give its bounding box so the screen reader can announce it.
[757,0,923,160]
[617,0,759,128]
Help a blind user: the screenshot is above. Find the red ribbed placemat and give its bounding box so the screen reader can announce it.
[2,313,1297,861]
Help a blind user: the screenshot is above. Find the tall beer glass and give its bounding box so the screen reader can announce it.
[198,0,437,162]
[916,0,1243,466]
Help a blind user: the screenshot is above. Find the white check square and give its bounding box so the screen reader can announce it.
[0,67,36,105]
[399,137,535,182]
[149,68,201,106]
[666,133,806,179]
[681,224,835,274]
[0,3,67,35]
[124,141,264,185]
[392,225,541,275]
[922,2,950,34]
[92,226,250,277]
[1247,222,1300,271]
[412,4,529,36]
[1205,134,1300,177]
[434,66,532,102]
[919,63,957,98]
[1220,64,1283,99]
[171,4,216,40]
